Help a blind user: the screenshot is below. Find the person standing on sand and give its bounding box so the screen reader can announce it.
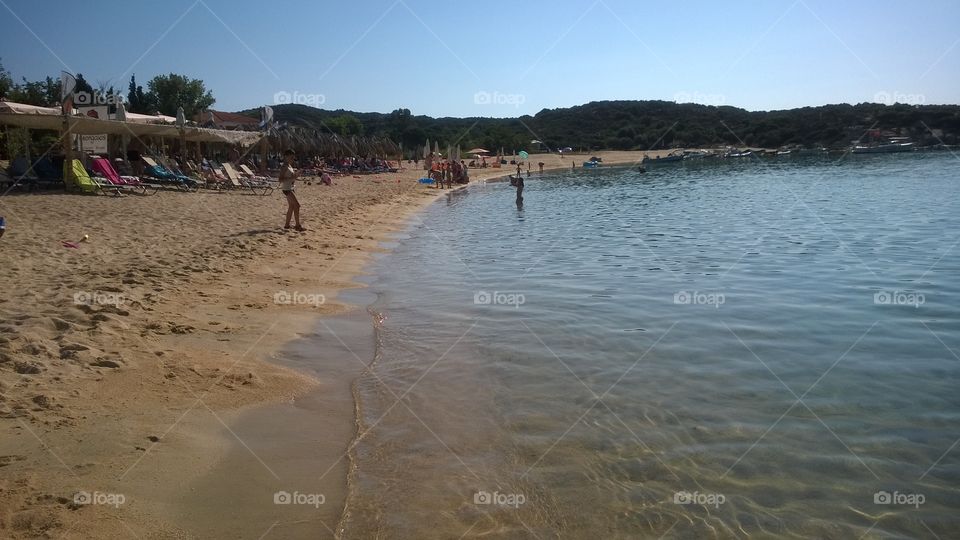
[279,149,305,231]
[538,162,544,174]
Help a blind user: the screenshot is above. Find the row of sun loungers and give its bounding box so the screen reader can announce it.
[4,155,279,197]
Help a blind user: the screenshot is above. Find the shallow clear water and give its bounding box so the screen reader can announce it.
[339,154,960,539]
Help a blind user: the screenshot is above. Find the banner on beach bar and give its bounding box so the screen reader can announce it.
[78,133,108,153]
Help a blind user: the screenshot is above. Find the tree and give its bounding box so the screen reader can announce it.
[144,73,215,118]
[8,75,59,106]
[328,114,363,136]
[73,73,94,95]
[0,60,12,100]
[127,74,150,113]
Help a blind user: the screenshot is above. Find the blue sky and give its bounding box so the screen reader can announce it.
[1,0,957,117]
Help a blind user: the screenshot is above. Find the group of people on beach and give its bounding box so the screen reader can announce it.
[429,159,469,188]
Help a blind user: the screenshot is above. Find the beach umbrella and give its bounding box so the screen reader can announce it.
[433,140,439,157]
[424,139,430,158]
[176,106,187,157]
[466,148,489,154]
[519,150,529,160]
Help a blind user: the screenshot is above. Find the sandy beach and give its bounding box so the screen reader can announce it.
[0,150,661,538]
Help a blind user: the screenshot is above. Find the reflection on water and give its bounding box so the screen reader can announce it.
[338,154,960,538]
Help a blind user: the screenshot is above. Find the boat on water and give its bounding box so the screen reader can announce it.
[683,150,710,160]
[727,149,752,158]
[582,160,601,168]
[852,138,916,154]
[642,150,685,164]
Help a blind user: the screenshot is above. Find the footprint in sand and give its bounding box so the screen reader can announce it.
[0,455,26,467]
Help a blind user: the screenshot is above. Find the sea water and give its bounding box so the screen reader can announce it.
[338,154,960,538]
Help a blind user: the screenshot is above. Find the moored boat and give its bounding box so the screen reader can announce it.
[852,141,916,154]
[642,150,685,164]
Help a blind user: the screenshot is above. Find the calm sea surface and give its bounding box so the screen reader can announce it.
[337,154,960,539]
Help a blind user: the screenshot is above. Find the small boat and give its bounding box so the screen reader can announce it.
[852,140,915,154]
[727,150,752,158]
[777,150,792,156]
[582,160,601,168]
[642,150,685,164]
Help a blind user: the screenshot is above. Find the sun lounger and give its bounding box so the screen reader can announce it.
[7,156,67,191]
[0,169,16,191]
[239,163,273,183]
[222,162,273,195]
[64,159,120,195]
[5,158,34,191]
[157,156,202,185]
[9,156,37,182]
[90,157,160,195]
[141,156,199,191]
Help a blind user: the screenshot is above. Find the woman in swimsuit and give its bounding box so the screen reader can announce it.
[279,149,304,231]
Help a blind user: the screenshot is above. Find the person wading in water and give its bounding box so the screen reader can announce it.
[515,172,524,207]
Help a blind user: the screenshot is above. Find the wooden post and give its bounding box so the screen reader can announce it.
[62,115,74,182]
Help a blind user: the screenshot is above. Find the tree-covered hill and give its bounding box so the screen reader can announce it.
[246,100,960,153]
